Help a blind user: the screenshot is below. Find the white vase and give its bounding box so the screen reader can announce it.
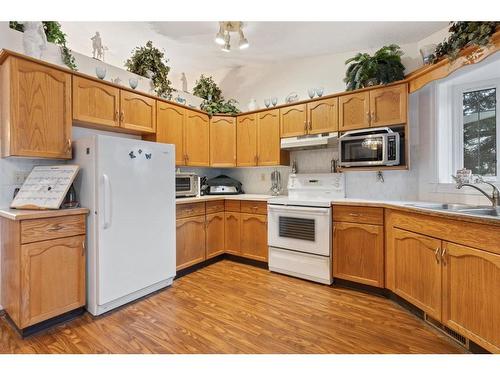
[248,98,258,111]
[21,22,47,59]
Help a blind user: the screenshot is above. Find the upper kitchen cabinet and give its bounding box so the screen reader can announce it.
[184,111,210,166]
[119,90,156,134]
[145,101,185,165]
[307,98,338,134]
[338,91,370,131]
[369,83,407,127]
[280,103,307,137]
[210,116,236,167]
[73,76,120,129]
[0,56,72,159]
[257,109,288,166]
[236,113,257,166]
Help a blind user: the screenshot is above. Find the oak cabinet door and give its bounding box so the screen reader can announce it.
[333,222,384,287]
[240,213,268,262]
[4,57,72,159]
[236,114,257,166]
[120,90,156,133]
[176,216,206,271]
[155,102,185,165]
[258,109,287,166]
[210,116,236,167]
[20,235,86,328]
[184,111,210,166]
[369,83,407,127]
[392,228,442,320]
[338,91,370,131]
[280,104,307,137]
[224,212,241,255]
[442,242,500,353]
[307,98,338,134]
[73,76,120,128]
[206,212,225,259]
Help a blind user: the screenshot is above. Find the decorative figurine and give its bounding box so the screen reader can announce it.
[21,22,47,59]
[180,72,188,92]
[91,32,104,60]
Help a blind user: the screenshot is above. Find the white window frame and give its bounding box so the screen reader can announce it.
[452,78,500,182]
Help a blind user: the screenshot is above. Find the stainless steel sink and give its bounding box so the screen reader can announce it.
[406,203,473,211]
[457,207,500,217]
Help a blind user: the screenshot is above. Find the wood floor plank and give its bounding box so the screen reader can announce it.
[0,260,466,354]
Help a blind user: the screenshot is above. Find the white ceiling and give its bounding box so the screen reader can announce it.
[60,21,448,73]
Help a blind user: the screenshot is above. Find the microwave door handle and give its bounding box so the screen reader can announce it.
[102,174,112,229]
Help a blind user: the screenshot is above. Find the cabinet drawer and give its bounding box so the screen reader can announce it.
[333,205,383,225]
[240,201,267,215]
[21,215,86,244]
[176,202,206,219]
[206,200,225,214]
[225,200,241,212]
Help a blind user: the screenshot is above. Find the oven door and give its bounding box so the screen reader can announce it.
[268,204,331,256]
[340,134,386,167]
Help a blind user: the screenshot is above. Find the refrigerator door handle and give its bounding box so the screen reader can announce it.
[103,174,112,229]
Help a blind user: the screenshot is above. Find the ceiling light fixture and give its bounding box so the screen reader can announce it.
[215,22,249,51]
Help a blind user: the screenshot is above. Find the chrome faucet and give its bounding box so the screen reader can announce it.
[453,175,500,207]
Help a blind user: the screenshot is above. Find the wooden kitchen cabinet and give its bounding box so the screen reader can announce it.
[176,215,206,271]
[237,113,258,166]
[442,242,500,353]
[145,102,185,165]
[257,109,288,166]
[206,212,225,259]
[333,222,384,287]
[369,84,407,127]
[184,111,210,166]
[392,228,442,320]
[240,213,268,262]
[338,91,370,131]
[307,98,338,134]
[72,76,120,129]
[224,212,241,255]
[119,90,156,134]
[280,104,307,137]
[1,212,87,331]
[210,116,236,167]
[0,56,72,159]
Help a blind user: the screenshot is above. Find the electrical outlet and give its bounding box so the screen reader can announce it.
[260,173,266,181]
[13,171,30,185]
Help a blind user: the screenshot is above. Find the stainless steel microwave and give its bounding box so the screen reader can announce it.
[176,173,199,197]
[339,127,400,167]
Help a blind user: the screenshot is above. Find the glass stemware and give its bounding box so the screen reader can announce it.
[271,97,277,106]
[307,88,315,99]
[264,98,271,108]
[315,87,324,97]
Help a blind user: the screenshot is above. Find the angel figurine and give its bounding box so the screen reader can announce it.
[91,32,103,60]
[180,72,188,92]
[21,22,47,59]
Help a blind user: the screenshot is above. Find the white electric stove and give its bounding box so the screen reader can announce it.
[267,173,345,284]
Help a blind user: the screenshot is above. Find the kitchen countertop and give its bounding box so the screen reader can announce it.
[176,194,274,204]
[0,207,90,221]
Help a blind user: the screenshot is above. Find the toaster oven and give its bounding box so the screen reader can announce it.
[176,173,199,198]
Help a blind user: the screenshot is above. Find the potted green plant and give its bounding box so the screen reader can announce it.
[9,21,77,71]
[193,74,240,115]
[344,44,405,91]
[430,22,500,63]
[125,41,173,99]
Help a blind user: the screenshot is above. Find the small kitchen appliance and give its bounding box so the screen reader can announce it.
[175,172,199,197]
[206,175,243,195]
[268,173,345,284]
[339,127,400,167]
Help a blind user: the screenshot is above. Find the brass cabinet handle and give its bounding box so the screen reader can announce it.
[66,138,72,153]
[82,240,86,256]
[309,121,312,130]
[366,112,370,124]
[114,110,119,121]
[434,248,440,264]
[441,247,447,265]
[304,121,307,132]
[348,213,360,217]
[371,110,375,124]
[120,111,124,122]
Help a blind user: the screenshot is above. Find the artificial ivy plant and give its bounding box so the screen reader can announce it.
[344,44,405,91]
[9,21,77,70]
[430,22,500,63]
[192,74,240,115]
[125,41,173,99]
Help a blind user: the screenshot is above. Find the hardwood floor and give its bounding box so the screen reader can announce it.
[0,260,465,354]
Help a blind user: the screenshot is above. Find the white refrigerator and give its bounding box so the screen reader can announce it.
[73,135,176,316]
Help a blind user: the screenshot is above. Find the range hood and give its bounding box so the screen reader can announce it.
[280,132,339,151]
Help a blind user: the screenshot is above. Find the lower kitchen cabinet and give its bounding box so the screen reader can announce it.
[206,212,225,259]
[333,221,384,287]
[0,212,87,330]
[176,215,206,271]
[224,212,241,255]
[240,213,268,262]
[392,228,442,320]
[442,242,500,353]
